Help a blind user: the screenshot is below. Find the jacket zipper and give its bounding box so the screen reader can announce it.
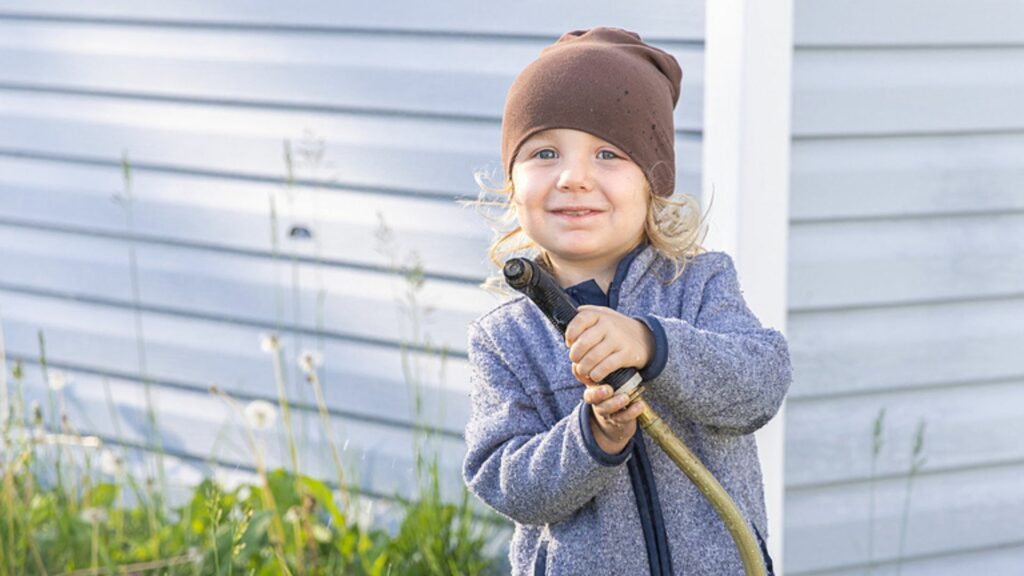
[610,282,673,575]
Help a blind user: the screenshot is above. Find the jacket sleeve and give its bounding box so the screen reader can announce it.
[461,320,631,526]
[638,252,792,435]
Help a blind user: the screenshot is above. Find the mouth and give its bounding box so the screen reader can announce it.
[550,208,604,219]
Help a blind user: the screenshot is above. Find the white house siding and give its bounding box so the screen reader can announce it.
[0,0,707,542]
[785,1,1024,574]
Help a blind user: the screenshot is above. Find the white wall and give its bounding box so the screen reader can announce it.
[783,1,1024,573]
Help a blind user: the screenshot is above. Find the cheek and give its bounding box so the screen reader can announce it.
[517,211,545,242]
[614,185,649,226]
[511,193,543,237]
[510,182,543,217]
[635,196,651,223]
[631,181,651,221]
[510,192,528,219]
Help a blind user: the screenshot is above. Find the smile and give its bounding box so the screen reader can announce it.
[552,209,602,218]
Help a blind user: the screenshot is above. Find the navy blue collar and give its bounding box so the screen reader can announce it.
[563,241,648,308]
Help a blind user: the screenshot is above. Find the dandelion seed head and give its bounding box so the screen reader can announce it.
[213,469,236,490]
[297,349,323,375]
[48,370,69,391]
[259,333,280,354]
[99,449,125,476]
[243,400,278,431]
[80,507,107,524]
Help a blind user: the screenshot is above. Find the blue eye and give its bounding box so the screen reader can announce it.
[531,149,619,160]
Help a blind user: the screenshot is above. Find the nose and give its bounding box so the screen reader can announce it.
[556,154,594,193]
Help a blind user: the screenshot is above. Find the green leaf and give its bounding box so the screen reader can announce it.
[86,483,118,508]
[298,475,346,531]
[266,469,300,512]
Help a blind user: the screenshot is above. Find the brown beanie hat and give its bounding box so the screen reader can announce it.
[501,27,683,198]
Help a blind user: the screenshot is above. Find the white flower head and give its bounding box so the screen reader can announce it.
[80,507,107,524]
[213,468,236,491]
[259,333,280,354]
[283,506,300,524]
[243,400,278,431]
[99,449,125,476]
[48,370,70,391]
[186,546,204,565]
[297,349,323,375]
[237,485,251,502]
[311,524,333,543]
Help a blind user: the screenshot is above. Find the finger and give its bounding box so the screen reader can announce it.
[588,350,630,384]
[593,393,631,418]
[574,338,620,380]
[565,308,601,347]
[572,363,596,386]
[582,384,614,405]
[569,327,607,365]
[607,401,643,425]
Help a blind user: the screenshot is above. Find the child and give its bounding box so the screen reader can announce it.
[463,27,791,575]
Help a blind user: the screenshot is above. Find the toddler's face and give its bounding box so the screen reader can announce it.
[511,128,649,269]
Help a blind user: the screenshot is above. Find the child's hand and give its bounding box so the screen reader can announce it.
[583,383,642,454]
[566,306,654,454]
[565,306,654,386]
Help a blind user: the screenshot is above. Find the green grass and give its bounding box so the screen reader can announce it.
[866,406,928,575]
[0,324,500,575]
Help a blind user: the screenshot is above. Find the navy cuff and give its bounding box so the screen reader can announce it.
[579,403,633,466]
[636,315,668,381]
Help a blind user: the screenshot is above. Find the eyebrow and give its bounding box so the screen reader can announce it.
[516,139,553,159]
[522,135,555,147]
[525,134,618,146]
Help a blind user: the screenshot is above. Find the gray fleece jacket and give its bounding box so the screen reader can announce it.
[462,245,792,575]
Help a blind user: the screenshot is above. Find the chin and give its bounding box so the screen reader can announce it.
[548,244,607,261]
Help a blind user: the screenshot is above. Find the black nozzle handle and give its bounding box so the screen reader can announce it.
[503,257,639,392]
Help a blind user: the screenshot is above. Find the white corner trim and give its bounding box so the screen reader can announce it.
[702,0,794,571]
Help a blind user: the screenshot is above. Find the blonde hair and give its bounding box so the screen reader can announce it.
[463,167,711,295]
